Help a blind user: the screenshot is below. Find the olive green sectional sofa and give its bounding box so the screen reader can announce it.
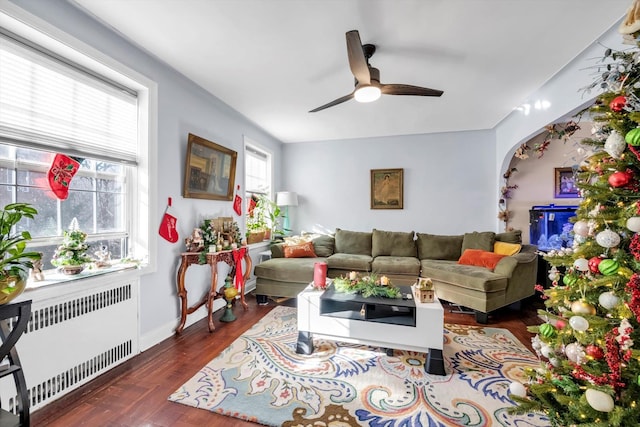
[253,228,538,323]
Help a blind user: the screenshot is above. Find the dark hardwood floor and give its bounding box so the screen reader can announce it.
[32,293,543,426]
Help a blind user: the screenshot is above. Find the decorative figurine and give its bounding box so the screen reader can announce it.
[29,254,45,281]
[94,245,111,268]
[185,228,205,252]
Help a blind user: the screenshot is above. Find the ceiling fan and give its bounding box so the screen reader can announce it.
[309,30,444,113]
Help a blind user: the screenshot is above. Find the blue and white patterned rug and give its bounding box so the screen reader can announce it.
[169,305,549,426]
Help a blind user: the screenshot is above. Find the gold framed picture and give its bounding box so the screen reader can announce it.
[183,133,237,201]
[371,168,403,209]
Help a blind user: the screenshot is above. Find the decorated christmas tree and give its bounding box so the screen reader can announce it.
[51,218,93,271]
[511,3,640,425]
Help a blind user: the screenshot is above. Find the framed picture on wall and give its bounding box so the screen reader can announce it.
[554,167,579,198]
[183,133,237,201]
[371,168,403,209]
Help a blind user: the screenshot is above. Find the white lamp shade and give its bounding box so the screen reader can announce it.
[276,191,298,206]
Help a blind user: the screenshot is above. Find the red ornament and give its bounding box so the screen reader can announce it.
[588,256,603,274]
[586,344,605,360]
[608,170,632,187]
[555,319,567,330]
[610,95,627,112]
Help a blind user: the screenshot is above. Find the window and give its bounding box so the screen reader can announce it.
[0,19,152,274]
[244,139,272,200]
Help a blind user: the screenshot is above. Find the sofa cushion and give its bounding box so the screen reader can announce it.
[327,253,372,271]
[312,235,335,257]
[495,230,522,244]
[416,233,463,260]
[270,243,285,258]
[461,231,495,253]
[421,259,508,293]
[372,256,420,275]
[334,228,372,255]
[493,241,521,256]
[372,229,417,257]
[458,249,506,271]
[284,241,317,258]
[254,257,326,283]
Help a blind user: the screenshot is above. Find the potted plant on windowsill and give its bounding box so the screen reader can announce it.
[246,195,267,244]
[51,219,93,275]
[247,194,284,242]
[0,203,42,305]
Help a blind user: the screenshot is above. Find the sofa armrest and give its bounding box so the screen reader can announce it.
[494,256,518,277]
[496,245,538,303]
[512,245,538,264]
[494,245,537,278]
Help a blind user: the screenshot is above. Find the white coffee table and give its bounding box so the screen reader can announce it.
[296,282,445,375]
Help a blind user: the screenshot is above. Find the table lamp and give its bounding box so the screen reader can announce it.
[276,191,298,233]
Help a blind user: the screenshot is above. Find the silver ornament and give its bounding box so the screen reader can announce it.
[595,229,621,248]
[598,291,620,310]
[604,131,626,159]
[627,216,640,232]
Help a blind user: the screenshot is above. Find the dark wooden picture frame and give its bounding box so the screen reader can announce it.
[183,133,237,201]
[554,167,579,198]
[371,168,403,209]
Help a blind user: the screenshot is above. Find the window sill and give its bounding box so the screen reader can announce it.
[247,241,271,250]
[25,262,141,291]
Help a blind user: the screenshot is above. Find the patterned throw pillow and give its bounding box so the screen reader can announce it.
[284,241,317,258]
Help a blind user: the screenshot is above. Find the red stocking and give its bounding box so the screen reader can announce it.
[48,154,80,200]
[233,185,242,216]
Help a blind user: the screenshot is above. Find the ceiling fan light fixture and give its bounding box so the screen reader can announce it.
[354,85,381,103]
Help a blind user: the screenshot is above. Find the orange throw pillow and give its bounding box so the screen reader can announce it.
[284,241,317,258]
[458,249,506,271]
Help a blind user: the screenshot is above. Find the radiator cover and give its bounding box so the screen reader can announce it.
[0,273,140,414]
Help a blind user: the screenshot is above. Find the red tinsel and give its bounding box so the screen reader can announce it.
[570,329,627,390]
[605,329,625,389]
[572,365,625,388]
[627,273,640,323]
[630,234,640,261]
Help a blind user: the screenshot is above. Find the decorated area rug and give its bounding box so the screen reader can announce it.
[169,306,549,426]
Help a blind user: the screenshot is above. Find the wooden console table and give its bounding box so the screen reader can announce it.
[175,249,251,333]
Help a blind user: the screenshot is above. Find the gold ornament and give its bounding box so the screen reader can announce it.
[571,300,596,315]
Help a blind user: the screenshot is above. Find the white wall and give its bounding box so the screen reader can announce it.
[283,130,497,235]
[8,0,283,343]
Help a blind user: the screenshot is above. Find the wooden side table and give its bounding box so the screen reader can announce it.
[175,248,252,333]
[0,299,32,426]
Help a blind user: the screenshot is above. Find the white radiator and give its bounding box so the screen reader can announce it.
[0,273,140,414]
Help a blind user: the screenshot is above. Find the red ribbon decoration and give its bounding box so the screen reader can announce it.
[233,247,247,290]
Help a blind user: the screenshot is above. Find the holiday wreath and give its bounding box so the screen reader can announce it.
[332,273,402,299]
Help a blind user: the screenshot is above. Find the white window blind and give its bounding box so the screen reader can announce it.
[245,144,270,196]
[0,31,138,163]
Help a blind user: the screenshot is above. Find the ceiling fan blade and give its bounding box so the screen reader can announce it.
[380,84,443,97]
[346,30,370,85]
[309,93,354,113]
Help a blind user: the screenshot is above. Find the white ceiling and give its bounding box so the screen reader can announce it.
[71,0,629,143]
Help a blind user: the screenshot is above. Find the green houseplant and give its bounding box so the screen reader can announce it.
[0,203,42,305]
[246,195,267,244]
[246,194,283,243]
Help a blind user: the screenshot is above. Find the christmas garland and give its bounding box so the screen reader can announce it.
[332,274,402,299]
